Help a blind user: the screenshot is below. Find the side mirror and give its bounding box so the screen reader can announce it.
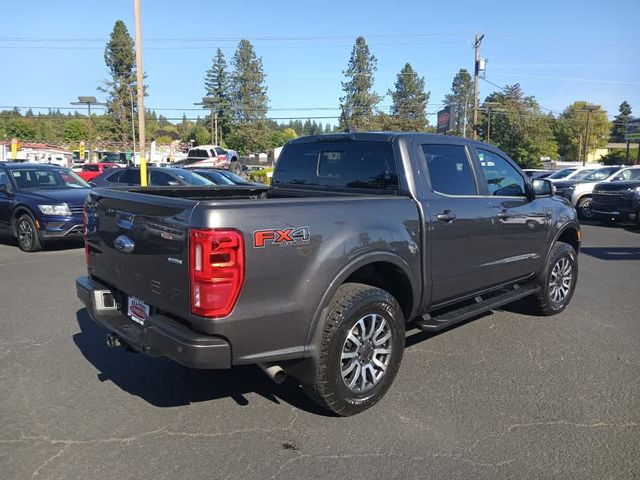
[532,179,555,197]
[0,184,11,194]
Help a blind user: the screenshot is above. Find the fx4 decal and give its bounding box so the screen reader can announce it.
[253,227,310,248]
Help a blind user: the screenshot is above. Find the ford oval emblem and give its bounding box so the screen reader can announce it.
[114,235,135,253]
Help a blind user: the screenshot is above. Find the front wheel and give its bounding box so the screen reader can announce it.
[527,242,578,316]
[576,197,593,220]
[15,214,42,252]
[303,283,405,416]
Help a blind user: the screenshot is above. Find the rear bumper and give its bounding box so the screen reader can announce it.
[75,276,231,369]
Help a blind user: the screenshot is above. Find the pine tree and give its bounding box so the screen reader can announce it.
[339,37,381,131]
[444,69,473,137]
[388,63,429,131]
[230,39,268,123]
[204,48,232,139]
[100,20,138,145]
[610,101,632,143]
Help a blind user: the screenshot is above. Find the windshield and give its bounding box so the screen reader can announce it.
[10,168,90,190]
[571,169,595,180]
[219,171,251,184]
[170,169,214,186]
[196,171,235,185]
[582,168,620,181]
[547,168,576,179]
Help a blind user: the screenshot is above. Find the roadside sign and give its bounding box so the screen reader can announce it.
[125,151,132,161]
[437,106,455,134]
[625,118,640,142]
[11,138,18,160]
[79,141,86,161]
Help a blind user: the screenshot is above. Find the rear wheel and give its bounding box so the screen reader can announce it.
[527,242,578,316]
[229,160,242,175]
[15,214,42,252]
[303,283,405,416]
[576,196,593,220]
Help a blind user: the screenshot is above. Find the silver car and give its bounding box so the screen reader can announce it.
[554,166,629,220]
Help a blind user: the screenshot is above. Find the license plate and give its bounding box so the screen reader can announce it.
[127,296,150,325]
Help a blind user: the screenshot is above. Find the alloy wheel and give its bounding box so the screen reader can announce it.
[549,257,573,304]
[340,313,393,393]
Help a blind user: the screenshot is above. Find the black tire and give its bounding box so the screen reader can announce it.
[229,160,242,175]
[303,283,405,416]
[576,196,593,221]
[15,214,42,252]
[527,242,578,316]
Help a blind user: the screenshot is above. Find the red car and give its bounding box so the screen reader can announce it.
[77,163,121,182]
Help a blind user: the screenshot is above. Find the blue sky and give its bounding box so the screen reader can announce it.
[1,0,638,125]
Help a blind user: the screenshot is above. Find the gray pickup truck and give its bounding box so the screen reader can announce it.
[76,133,580,416]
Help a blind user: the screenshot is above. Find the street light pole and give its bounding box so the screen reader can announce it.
[71,96,105,163]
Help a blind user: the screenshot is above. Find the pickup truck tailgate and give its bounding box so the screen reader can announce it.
[85,188,196,318]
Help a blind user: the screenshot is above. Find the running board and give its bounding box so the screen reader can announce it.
[415,283,540,332]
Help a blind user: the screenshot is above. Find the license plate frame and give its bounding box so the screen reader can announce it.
[127,296,150,325]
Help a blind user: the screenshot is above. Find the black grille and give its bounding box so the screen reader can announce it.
[593,191,622,206]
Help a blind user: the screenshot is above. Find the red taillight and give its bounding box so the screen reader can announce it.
[189,228,245,318]
[82,206,89,266]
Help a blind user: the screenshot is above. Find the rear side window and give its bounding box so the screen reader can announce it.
[274,141,398,191]
[117,170,141,184]
[422,144,477,196]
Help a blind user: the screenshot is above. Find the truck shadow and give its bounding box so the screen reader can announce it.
[580,247,640,261]
[73,309,330,415]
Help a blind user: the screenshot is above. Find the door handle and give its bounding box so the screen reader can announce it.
[436,211,456,222]
[545,209,553,219]
[497,210,511,220]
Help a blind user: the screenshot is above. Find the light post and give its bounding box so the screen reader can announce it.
[582,104,600,166]
[71,96,105,162]
[194,96,218,144]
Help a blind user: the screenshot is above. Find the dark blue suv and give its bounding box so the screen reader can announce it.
[0,163,90,251]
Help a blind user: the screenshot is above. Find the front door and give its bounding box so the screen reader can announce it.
[474,148,550,281]
[418,143,498,304]
[0,171,14,233]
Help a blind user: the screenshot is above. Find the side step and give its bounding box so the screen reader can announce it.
[415,283,540,332]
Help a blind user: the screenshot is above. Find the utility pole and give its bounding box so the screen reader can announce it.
[194,97,218,144]
[472,33,484,140]
[582,105,598,166]
[134,0,147,186]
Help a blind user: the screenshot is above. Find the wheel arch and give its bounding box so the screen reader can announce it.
[304,252,418,355]
[11,205,37,234]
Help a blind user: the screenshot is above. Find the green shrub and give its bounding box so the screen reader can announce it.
[248,168,273,185]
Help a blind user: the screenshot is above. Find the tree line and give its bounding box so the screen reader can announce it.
[0,22,635,165]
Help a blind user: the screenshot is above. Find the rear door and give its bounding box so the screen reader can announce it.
[417,143,498,304]
[0,170,13,231]
[86,189,196,318]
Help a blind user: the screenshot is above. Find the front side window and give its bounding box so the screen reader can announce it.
[613,168,640,181]
[150,170,179,186]
[117,170,141,184]
[0,172,12,191]
[422,144,477,196]
[476,149,526,197]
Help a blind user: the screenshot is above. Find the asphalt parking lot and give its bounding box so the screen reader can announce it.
[0,223,638,479]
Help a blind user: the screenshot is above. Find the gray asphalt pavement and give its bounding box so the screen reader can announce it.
[0,224,638,479]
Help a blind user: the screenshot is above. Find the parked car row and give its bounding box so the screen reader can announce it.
[0,162,267,252]
[552,164,640,226]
